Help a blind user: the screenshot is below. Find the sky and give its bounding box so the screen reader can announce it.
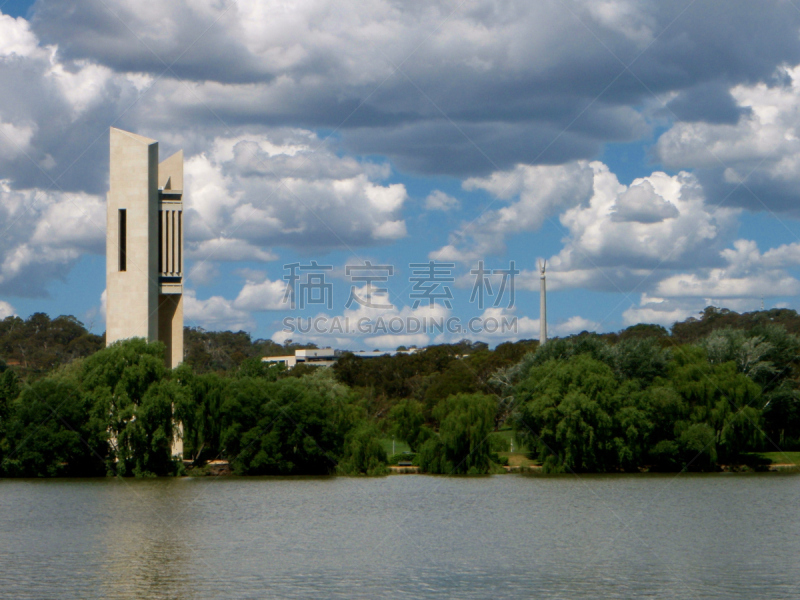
[3,0,800,351]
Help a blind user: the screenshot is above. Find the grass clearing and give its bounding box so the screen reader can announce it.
[380,438,411,456]
[747,451,800,466]
[498,452,538,468]
[490,429,528,453]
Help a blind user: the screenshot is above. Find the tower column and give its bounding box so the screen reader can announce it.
[106,128,184,369]
[539,259,547,344]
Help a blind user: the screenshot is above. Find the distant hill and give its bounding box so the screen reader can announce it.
[0,313,104,376]
[597,306,800,345]
[2,306,798,377]
[183,327,316,373]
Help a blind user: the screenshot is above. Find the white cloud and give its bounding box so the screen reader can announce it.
[183,134,409,253]
[431,161,595,261]
[186,238,278,263]
[610,180,679,223]
[657,65,800,175]
[0,121,34,159]
[620,295,761,329]
[425,190,460,212]
[581,0,655,46]
[269,286,452,349]
[233,274,288,311]
[0,13,38,58]
[183,289,255,332]
[656,64,800,213]
[655,271,800,299]
[622,296,701,328]
[438,161,739,293]
[46,59,115,117]
[0,181,105,296]
[186,262,219,286]
[554,315,600,335]
[545,165,739,291]
[654,239,800,299]
[0,300,16,319]
[621,237,800,327]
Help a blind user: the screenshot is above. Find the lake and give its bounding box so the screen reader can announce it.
[1,473,798,599]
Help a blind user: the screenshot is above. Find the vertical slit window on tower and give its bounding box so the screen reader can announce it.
[177,211,182,275]
[172,211,177,274]
[158,211,164,273]
[118,209,127,272]
[170,211,175,274]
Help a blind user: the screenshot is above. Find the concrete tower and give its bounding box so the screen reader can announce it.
[539,259,547,344]
[106,128,184,368]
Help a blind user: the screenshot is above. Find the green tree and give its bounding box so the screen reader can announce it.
[418,393,496,475]
[174,366,228,463]
[117,379,184,476]
[610,337,670,383]
[388,399,427,450]
[225,370,358,475]
[666,347,763,464]
[513,355,620,472]
[337,422,388,475]
[80,339,176,476]
[3,377,107,477]
[236,356,284,380]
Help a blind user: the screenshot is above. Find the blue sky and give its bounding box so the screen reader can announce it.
[3,1,800,350]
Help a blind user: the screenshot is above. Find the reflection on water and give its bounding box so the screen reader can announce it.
[1,474,799,599]
[98,481,200,600]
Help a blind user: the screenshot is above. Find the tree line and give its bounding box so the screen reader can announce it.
[0,306,798,476]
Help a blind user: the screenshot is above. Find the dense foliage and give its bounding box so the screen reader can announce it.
[505,329,794,472]
[1,306,799,477]
[0,313,103,376]
[183,327,316,373]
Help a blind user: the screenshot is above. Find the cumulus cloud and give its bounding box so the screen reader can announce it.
[0,13,38,58]
[610,180,679,223]
[656,64,800,213]
[183,289,255,332]
[544,165,740,292]
[424,190,459,212]
[654,239,800,299]
[183,133,408,255]
[233,273,288,312]
[186,262,219,286]
[431,161,595,261]
[22,1,800,176]
[464,307,597,340]
[269,283,451,349]
[0,11,410,298]
[438,161,739,293]
[0,181,105,296]
[621,295,763,329]
[5,1,800,332]
[621,237,800,328]
[622,295,702,328]
[0,12,150,194]
[555,315,600,335]
[0,300,16,319]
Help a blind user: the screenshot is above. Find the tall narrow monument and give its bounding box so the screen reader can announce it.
[539,259,547,344]
[106,128,184,368]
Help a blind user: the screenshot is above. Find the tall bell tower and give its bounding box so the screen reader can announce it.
[539,259,547,344]
[106,128,184,368]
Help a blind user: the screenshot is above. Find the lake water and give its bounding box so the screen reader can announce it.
[1,473,799,599]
